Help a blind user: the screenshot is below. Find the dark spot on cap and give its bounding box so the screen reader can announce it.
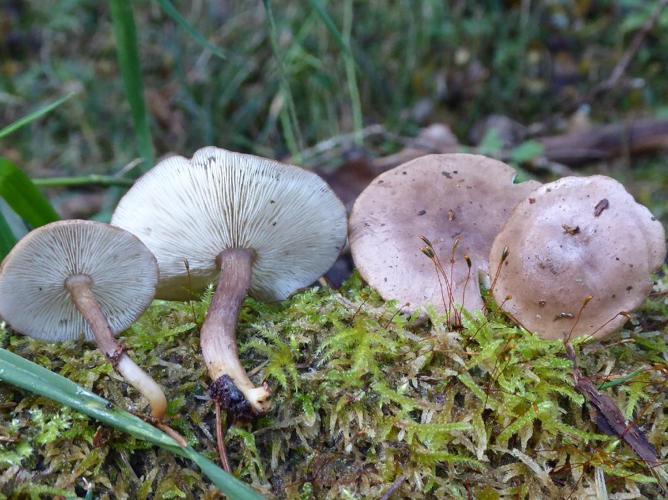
[554,312,574,321]
[402,171,407,175]
[626,286,633,291]
[562,224,580,236]
[270,200,275,204]
[538,300,546,307]
[594,199,609,217]
[442,171,452,179]
[529,198,536,204]
[417,210,426,216]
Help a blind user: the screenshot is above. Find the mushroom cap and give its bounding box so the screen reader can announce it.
[489,175,666,341]
[111,147,347,301]
[348,154,540,318]
[0,220,158,342]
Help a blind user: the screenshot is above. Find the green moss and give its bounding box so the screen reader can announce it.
[1,273,667,498]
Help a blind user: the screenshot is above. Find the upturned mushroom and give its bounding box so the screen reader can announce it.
[112,146,347,419]
[348,153,540,323]
[0,220,168,421]
[489,175,666,340]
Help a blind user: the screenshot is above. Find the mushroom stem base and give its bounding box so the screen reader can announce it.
[209,375,271,422]
[65,274,168,421]
[201,248,272,417]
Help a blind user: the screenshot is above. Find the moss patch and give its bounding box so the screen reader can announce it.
[1,273,667,498]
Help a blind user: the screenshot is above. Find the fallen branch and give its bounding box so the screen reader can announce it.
[538,118,668,166]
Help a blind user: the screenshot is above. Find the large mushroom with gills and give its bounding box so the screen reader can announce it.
[112,146,347,420]
[348,153,540,323]
[489,175,667,341]
[0,220,169,423]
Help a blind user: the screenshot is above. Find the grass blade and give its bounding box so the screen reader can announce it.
[308,0,354,59]
[342,0,363,144]
[32,175,135,188]
[0,158,60,229]
[0,209,18,258]
[262,0,303,158]
[155,0,227,60]
[0,348,263,499]
[109,0,155,171]
[0,92,76,140]
[309,0,362,144]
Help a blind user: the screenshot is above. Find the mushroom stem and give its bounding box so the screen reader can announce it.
[201,248,271,416]
[65,274,168,421]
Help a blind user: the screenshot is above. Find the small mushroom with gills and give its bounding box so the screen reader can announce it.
[489,175,667,340]
[0,220,172,426]
[348,153,540,323]
[112,146,347,420]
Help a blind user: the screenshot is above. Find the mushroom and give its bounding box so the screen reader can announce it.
[111,146,347,418]
[0,220,167,421]
[489,175,666,340]
[348,153,540,323]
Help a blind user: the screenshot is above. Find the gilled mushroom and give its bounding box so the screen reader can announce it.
[489,175,666,340]
[0,220,168,421]
[112,146,347,418]
[348,153,540,323]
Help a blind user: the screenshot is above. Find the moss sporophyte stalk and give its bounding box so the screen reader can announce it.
[1,271,667,497]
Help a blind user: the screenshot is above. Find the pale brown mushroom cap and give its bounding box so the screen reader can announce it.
[112,147,347,301]
[348,154,540,318]
[489,175,666,341]
[0,220,158,342]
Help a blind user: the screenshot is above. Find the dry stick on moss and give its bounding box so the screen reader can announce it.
[379,474,407,500]
[564,342,661,473]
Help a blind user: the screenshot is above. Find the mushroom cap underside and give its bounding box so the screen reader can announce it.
[0,220,158,342]
[112,146,347,301]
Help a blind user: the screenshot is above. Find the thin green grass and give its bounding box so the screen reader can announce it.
[109,0,155,172]
[309,0,363,144]
[156,0,227,60]
[342,0,363,144]
[262,0,303,158]
[0,348,263,499]
[31,175,134,188]
[0,91,76,140]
